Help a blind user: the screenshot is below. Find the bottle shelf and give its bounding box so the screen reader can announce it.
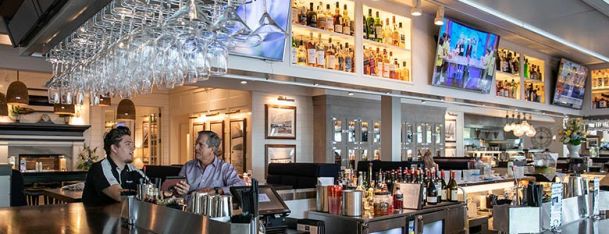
[292,23,354,41]
[524,79,544,84]
[363,74,413,84]
[292,63,355,74]
[363,39,410,53]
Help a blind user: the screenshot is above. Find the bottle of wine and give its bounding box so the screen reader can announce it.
[306,32,316,66]
[374,11,383,43]
[342,4,350,35]
[333,2,342,34]
[367,9,375,40]
[306,3,317,28]
[448,171,459,202]
[440,170,447,202]
[426,170,438,205]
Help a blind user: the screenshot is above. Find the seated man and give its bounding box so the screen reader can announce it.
[174,131,244,196]
[82,126,147,206]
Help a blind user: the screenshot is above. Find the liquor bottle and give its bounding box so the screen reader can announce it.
[297,36,307,65]
[366,9,375,40]
[298,5,307,25]
[369,47,376,76]
[356,171,365,191]
[393,184,403,210]
[291,1,299,23]
[426,170,438,205]
[401,61,410,81]
[523,58,529,78]
[386,171,394,194]
[383,18,392,45]
[345,43,353,72]
[316,3,325,29]
[325,4,334,32]
[306,32,316,66]
[306,3,317,28]
[433,169,442,203]
[440,170,447,201]
[336,43,344,71]
[376,48,383,77]
[399,22,406,48]
[291,37,298,64]
[391,57,399,79]
[510,79,516,98]
[364,46,370,75]
[333,2,342,34]
[368,162,373,187]
[392,16,399,46]
[374,11,383,43]
[383,50,391,78]
[326,37,336,70]
[342,4,350,35]
[497,81,503,96]
[316,33,326,68]
[447,171,459,202]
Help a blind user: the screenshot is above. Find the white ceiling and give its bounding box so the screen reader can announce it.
[459,0,609,65]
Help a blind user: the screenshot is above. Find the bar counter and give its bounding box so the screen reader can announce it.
[0,203,152,233]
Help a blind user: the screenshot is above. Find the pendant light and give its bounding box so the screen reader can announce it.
[53,104,75,115]
[410,0,422,16]
[0,93,8,116]
[6,70,29,106]
[116,99,136,120]
[434,5,445,26]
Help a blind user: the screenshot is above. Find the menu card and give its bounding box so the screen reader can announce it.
[550,183,563,229]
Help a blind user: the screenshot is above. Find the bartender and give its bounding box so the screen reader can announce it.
[174,131,245,196]
[82,126,148,206]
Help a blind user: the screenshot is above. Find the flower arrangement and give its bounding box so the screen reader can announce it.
[559,118,586,145]
[77,144,100,171]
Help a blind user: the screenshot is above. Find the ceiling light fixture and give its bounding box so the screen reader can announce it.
[116,99,136,120]
[410,0,423,16]
[7,71,29,107]
[240,80,248,84]
[458,0,609,62]
[434,5,445,26]
[348,92,354,96]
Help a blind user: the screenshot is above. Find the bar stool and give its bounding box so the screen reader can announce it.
[23,188,42,206]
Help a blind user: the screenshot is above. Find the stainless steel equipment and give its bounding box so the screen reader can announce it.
[567,176,588,198]
[316,185,330,212]
[341,190,362,217]
[211,195,232,218]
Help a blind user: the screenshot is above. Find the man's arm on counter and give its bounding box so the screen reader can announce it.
[222,164,246,194]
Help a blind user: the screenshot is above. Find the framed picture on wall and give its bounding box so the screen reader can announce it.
[192,123,205,145]
[229,119,247,174]
[209,121,225,160]
[445,119,457,142]
[265,144,296,177]
[265,105,296,139]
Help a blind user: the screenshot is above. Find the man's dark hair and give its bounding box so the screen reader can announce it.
[197,130,222,156]
[104,126,131,156]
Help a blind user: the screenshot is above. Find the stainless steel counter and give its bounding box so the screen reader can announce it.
[542,217,609,234]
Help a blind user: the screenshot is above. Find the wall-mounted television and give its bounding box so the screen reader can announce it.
[231,0,290,61]
[431,18,500,93]
[552,58,588,109]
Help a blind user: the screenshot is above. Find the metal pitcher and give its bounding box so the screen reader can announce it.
[316,185,329,212]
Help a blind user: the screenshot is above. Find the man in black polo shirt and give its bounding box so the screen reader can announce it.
[83,126,147,206]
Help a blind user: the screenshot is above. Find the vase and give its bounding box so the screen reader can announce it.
[566,144,581,158]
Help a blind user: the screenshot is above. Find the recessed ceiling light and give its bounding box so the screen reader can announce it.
[348,92,354,96]
[240,81,247,84]
[0,34,11,46]
[314,83,319,86]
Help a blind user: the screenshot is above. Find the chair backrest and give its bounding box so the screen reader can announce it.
[10,170,27,207]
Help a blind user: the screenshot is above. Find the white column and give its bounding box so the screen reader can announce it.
[381,95,401,161]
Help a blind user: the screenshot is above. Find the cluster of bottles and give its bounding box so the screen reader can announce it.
[363,46,410,81]
[496,49,519,75]
[591,69,609,88]
[524,59,543,81]
[525,83,543,102]
[593,94,609,109]
[363,9,407,48]
[496,79,518,98]
[293,1,353,36]
[291,33,354,72]
[338,165,459,216]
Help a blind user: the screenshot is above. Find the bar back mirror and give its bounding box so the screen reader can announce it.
[348,120,356,143]
[435,123,443,145]
[373,121,381,143]
[416,123,424,144]
[425,123,433,145]
[361,121,369,143]
[333,118,342,142]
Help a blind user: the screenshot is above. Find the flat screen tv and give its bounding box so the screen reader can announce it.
[231,0,290,61]
[552,58,588,109]
[432,18,500,93]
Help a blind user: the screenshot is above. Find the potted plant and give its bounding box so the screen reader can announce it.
[77,144,100,171]
[559,118,586,158]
